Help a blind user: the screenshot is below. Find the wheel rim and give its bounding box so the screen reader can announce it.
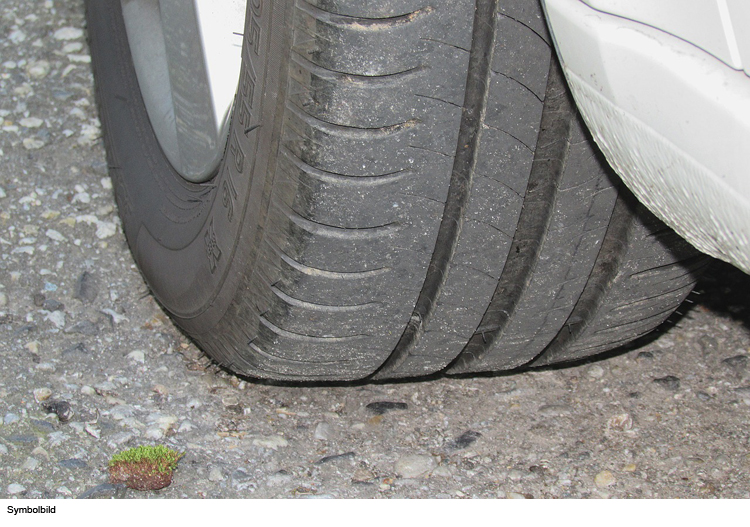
[121,0,246,182]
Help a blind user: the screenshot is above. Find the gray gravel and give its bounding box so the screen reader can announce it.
[2,0,750,499]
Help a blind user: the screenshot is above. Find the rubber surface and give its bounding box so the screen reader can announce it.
[87,0,704,381]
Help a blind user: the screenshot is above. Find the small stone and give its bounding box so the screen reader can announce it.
[231,469,252,484]
[394,454,436,478]
[653,375,681,391]
[109,405,135,420]
[95,221,116,239]
[42,399,73,422]
[698,335,721,357]
[252,435,288,450]
[0,444,8,456]
[587,364,605,378]
[431,465,452,478]
[607,413,633,432]
[85,424,101,439]
[58,458,87,469]
[9,30,26,43]
[127,350,146,363]
[74,271,98,303]
[623,463,637,472]
[20,117,44,128]
[65,320,98,335]
[315,452,355,465]
[22,457,39,470]
[595,470,616,488]
[42,298,64,311]
[7,484,26,495]
[209,466,224,482]
[636,351,654,361]
[33,388,52,402]
[0,292,6,307]
[45,310,65,328]
[31,447,49,460]
[314,422,333,441]
[26,60,51,79]
[107,432,135,449]
[722,355,748,371]
[23,137,45,150]
[81,385,96,396]
[365,401,408,415]
[4,413,21,425]
[78,483,124,499]
[506,492,527,499]
[177,420,195,433]
[538,404,573,417]
[36,362,56,372]
[45,229,66,242]
[54,27,84,40]
[447,430,482,451]
[144,426,164,440]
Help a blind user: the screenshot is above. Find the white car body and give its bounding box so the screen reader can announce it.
[543,0,750,273]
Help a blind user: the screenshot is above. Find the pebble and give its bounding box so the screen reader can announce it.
[45,310,65,328]
[722,355,748,371]
[587,364,605,378]
[653,375,681,391]
[109,405,135,421]
[506,492,527,499]
[74,272,98,303]
[78,483,124,500]
[45,229,66,242]
[20,117,44,128]
[0,444,8,456]
[7,484,26,495]
[447,430,481,451]
[252,435,288,450]
[144,426,164,440]
[0,292,6,307]
[22,457,39,470]
[538,404,573,417]
[95,221,116,239]
[23,137,45,150]
[58,458,87,469]
[4,412,21,425]
[127,350,146,363]
[365,401,408,415]
[607,413,633,432]
[594,470,616,488]
[107,432,135,448]
[394,454,436,478]
[636,351,654,361]
[54,27,84,40]
[314,422,333,441]
[85,424,101,439]
[65,320,98,335]
[178,420,195,433]
[33,388,52,402]
[42,400,73,422]
[315,452,355,465]
[36,362,56,372]
[209,466,224,482]
[26,60,50,79]
[431,465,452,478]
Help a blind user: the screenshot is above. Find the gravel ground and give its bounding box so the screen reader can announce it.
[1,0,750,500]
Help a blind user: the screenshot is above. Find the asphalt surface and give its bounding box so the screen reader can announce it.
[1,0,749,499]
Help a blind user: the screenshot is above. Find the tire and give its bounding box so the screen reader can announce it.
[86,0,706,381]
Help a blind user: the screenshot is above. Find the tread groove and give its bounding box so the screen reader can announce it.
[448,58,576,373]
[373,0,499,378]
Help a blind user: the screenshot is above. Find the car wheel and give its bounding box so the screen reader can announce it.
[85,0,705,381]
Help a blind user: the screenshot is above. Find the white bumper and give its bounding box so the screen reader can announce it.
[543,0,750,273]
